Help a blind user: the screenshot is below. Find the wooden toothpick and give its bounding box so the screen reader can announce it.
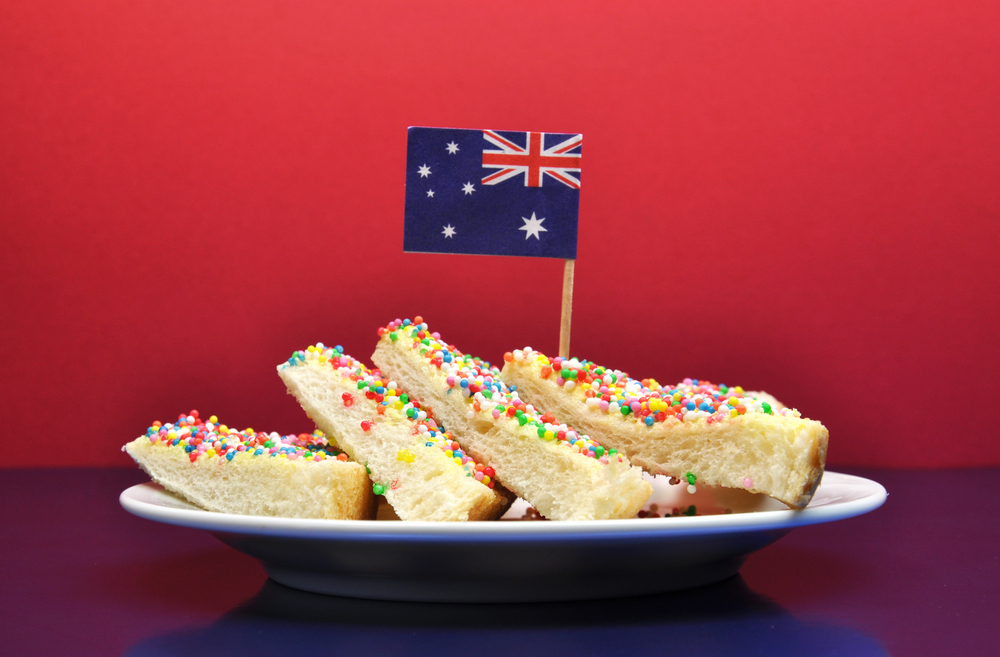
[559,259,575,358]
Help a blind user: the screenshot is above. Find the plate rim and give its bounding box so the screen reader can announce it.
[119,471,886,540]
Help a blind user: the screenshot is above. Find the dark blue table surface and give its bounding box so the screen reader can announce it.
[2,467,997,656]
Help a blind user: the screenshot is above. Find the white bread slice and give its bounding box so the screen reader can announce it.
[501,349,828,508]
[123,411,377,519]
[278,344,514,521]
[371,318,652,521]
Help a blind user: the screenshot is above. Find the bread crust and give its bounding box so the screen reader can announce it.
[124,437,377,519]
[371,324,652,521]
[278,348,514,521]
[502,355,828,509]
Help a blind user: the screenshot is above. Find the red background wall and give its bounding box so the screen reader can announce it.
[2,1,997,468]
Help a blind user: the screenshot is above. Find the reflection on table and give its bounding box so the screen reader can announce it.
[124,576,886,657]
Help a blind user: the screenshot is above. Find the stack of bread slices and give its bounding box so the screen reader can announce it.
[124,316,827,520]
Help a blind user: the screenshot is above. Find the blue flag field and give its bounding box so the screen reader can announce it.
[403,127,581,259]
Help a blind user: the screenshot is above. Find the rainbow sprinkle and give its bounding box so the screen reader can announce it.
[142,410,348,463]
[279,342,498,487]
[377,317,623,465]
[507,348,803,427]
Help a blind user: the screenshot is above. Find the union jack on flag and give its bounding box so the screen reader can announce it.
[403,126,581,259]
[481,131,583,189]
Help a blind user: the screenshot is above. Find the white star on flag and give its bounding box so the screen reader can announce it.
[426,189,434,198]
[418,164,432,178]
[446,142,459,154]
[519,213,547,240]
[462,182,475,195]
[442,224,456,238]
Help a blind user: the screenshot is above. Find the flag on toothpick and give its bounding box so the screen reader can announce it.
[403,127,582,259]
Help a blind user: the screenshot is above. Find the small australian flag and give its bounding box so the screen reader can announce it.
[403,127,581,259]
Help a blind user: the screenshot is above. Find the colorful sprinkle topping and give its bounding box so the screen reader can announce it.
[378,318,622,465]
[279,342,497,487]
[507,347,803,427]
[142,410,346,463]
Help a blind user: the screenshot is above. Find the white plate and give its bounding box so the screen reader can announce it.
[120,471,885,602]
